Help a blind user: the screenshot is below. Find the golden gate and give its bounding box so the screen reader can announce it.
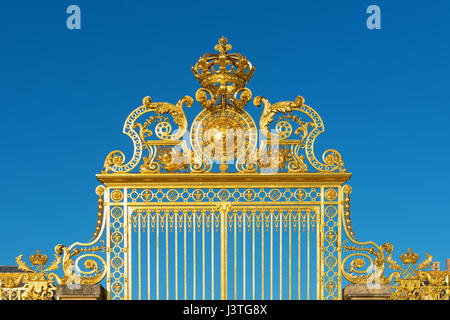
[2,37,442,301]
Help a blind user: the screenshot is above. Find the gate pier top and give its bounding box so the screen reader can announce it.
[343,284,392,300]
[55,284,106,300]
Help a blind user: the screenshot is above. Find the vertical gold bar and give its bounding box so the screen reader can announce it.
[156,210,160,300]
[338,189,342,300]
[147,210,150,300]
[307,209,310,300]
[105,188,111,300]
[261,211,264,300]
[243,211,246,300]
[124,188,130,300]
[193,211,196,300]
[138,212,142,300]
[234,210,237,300]
[211,210,214,300]
[202,209,205,300]
[270,210,273,300]
[279,211,283,300]
[298,210,301,300]
[166,211,169,300]
[252,210,255,300]
[175,211,178,300]
[220,207,228,300]
[320,188,325,300]
[184,210,187,300]
[289,210,292,300]
[316,208,320,300]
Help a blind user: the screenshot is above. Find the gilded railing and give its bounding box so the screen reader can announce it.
[127,205,320,300]
[104,185,338,300]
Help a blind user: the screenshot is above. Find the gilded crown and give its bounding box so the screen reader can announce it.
[29,249,49,266]
[400,248,419,264]
[192,37,255,96]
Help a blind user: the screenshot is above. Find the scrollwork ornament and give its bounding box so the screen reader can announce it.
[156,147,190,173]
[139,145,160,173]
[101,95,192,174]
[253,95,305,140]
[322,149,346,172]
[196,88,219,110]
[142,96,193,141]
[254,95,345,173]
[102,151,125,173]
[230,87,252,111]
[341,241,400,285]
[54,243,106,286]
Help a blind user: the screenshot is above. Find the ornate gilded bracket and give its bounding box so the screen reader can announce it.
[339,185,441,300]
[254,95,345,172]
[102,95,192,174]
[4,185,108,300]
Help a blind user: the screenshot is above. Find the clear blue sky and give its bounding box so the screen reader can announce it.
[0,0,449,290]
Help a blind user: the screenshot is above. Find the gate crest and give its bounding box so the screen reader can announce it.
[101,37,345,175]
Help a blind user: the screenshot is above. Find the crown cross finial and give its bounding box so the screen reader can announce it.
[214,36,232,54]
[29,249,49,266]
[192,37,255,110]
[400,248,420,264]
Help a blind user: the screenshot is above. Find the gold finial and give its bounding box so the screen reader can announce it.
[400,248,419,264]
[29,249,49,266]
[214,36,232,54]
[192,37,255,109]
[95,185,105,196]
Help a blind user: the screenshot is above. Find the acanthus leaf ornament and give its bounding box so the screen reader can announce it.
[102,95,192,174]
[140,95,193,141]
[254,95,305,139]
